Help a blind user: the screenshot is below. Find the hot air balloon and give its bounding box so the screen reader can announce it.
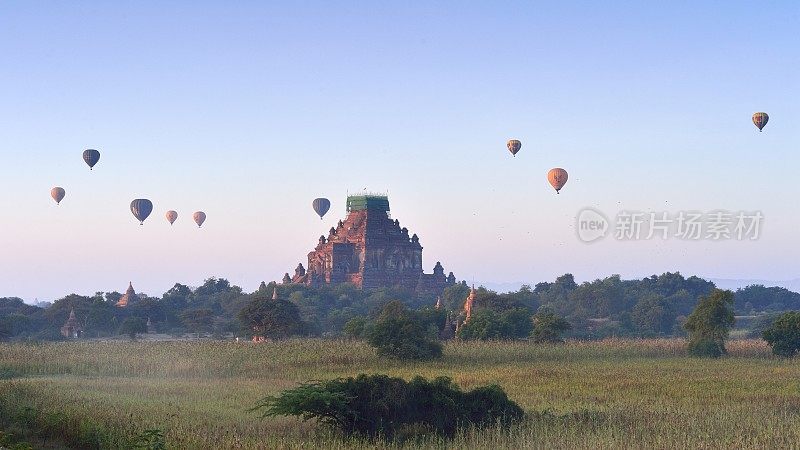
[547,168,569,194]
[312,198,331,219]
[130,199,153,225]
[752,112,769,132]
[82,149,100,170]
[51,187,65,205]
[193,211,206,228]
[507,140,521,157]
[166,210,178,225]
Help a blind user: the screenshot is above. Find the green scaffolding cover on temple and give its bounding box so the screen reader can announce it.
[346,195,390,212]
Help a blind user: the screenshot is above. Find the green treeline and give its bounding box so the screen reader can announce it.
[1,273,799,341]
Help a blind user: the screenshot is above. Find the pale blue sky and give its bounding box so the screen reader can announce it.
[1,2,798,300]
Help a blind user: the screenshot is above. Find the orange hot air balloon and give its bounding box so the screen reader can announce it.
[547,168,569,194]
[166,210,178,225]
[193,211,206,228]
[507,140,521,157]
[752,112,769,132]
[51,187,65,205]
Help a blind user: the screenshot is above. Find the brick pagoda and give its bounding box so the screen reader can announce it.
[289,195,456,293]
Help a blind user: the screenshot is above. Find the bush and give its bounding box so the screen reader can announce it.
[367,301,442,360]
[0,431,34,450]
[687,338,723,358]
[252,374,523,439]
[762,311,800,357]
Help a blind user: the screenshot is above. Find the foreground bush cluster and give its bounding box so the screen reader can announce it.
[253,374,524,439]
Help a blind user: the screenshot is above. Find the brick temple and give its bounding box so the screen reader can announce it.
[288,194,456,293]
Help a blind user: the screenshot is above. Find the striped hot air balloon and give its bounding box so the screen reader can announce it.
[752,112,769,132]
[312,198,331,219]
[51,187,65,205]
[82,149,100,170]
[507,140,521,157]
[130,199,153,225]
[547,168,569,194]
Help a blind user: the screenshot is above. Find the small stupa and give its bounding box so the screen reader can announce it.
[60,309,83,338]
[116,282,139,308]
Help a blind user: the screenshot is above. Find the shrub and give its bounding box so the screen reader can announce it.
[252,374,523,439]
[687,338,723,358]
[762,311,800,357]
[132,429,166,450]
[367,301,442,360]
[0,431,34,450]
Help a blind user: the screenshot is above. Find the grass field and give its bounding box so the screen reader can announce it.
[1,339,799,449]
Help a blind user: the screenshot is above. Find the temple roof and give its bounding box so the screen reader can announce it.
[116,282,139,308]
[63,308,80,327]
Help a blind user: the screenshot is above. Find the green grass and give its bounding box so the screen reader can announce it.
[1,339,798,448]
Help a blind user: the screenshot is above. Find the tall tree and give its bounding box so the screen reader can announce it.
[238,293,305,339]
[118,317,147,341]
[367,301,442,360]
[531,311,571,343]
[684,289,735,357]
[180,308,215,337]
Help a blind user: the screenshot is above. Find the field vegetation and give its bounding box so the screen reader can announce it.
[1,338,799,449]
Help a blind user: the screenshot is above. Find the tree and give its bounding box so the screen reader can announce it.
[367,301,442,360]
[457,308,532,341]
[0,317,11,341]
[684,289,735,357]
[734,285,800,313]
[237,294,305,339]
[631,295,673,335]
[531,311,571,343]
[457,310,507,341]
[118,317,147,340]
[180,308,215,337]
[343,316,368,339]
[762,312,800,357]
[502,308,535,338]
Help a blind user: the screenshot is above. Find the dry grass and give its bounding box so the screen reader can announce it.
[0,338,797,449]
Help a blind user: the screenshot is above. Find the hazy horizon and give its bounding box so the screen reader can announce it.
[2,2,798,301]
